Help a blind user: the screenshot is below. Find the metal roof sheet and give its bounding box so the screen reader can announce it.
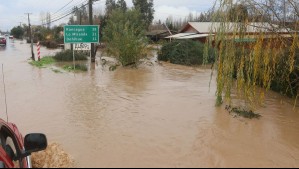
[165,33,196,39]
[182,22,291,33]
[177,34,214,39]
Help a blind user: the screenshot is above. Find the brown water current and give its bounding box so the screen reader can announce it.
[0,39,299,167]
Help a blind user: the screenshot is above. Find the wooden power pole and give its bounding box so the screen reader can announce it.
[89,0,95,63]
[25,13,35,61]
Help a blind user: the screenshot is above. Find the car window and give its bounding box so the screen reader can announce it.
[5,137,19,168]
[0,128,21,168]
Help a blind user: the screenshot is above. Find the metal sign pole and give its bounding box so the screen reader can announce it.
[73,44,75,71]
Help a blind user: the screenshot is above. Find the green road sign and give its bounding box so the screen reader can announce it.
[64,25,99,43]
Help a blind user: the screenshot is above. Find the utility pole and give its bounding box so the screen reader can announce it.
[283,0,286,27]
[25,13,35,61]
[80,11,82,25]
[89,0,95,63]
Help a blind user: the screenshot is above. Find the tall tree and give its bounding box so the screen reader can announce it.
[105,0,117,16]
[133,0,155,28]
[11,26,24,39]
[228,4,249,22]
[116,0,127,12]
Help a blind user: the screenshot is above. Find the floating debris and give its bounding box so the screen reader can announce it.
[225,105,262,119]
[31,143,74,168]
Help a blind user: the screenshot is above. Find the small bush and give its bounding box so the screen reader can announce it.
[41,41,58,49]
[158,40,214,66]
[54,50,88,62]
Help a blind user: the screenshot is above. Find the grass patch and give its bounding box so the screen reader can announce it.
[29,57,55,68]
[29,51,90,73]
[54,50,88,61]
[225,105,262,119]
[63,64,88,72]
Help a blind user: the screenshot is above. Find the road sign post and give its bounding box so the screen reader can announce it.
[64,25,100,69]
[64,25,99,44]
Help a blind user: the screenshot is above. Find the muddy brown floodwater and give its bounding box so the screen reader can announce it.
[0,39,298,167]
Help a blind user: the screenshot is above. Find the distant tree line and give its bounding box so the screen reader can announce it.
[68,0,154,31]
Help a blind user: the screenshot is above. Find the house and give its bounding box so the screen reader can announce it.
[166,22,293,44]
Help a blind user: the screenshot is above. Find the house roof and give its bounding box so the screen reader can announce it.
[165,33,197,39]
[146,30,170,36]
[180,22,292,34]
[176,34,214,39]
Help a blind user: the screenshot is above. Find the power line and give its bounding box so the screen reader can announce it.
[52,0,74,16]
[50,0,88,20]
[39,0,88,25]
[41,2,89,26]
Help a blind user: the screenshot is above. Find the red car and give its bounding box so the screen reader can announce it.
[0,36,6,46]
[0,119,47,168]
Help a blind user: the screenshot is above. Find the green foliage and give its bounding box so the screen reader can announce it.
[63,64,88,72]
[10,26,24,39]
[116,0,127,11]
[53,50,88,62]
[158,40,214,66]
[29,57,55,68]
[271,48,299,98]
[103,9,149,67]
[133,0,155,28]
[105,0,127,15]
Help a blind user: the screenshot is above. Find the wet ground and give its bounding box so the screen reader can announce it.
[0,39,299,167]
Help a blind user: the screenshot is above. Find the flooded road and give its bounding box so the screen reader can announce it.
[0,39,299,167]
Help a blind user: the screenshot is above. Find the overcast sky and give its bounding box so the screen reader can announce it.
[0,0,215,32]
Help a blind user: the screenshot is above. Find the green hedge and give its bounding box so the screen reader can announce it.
[158,40,214,65]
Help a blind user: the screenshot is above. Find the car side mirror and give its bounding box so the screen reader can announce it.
[24,134,47,154]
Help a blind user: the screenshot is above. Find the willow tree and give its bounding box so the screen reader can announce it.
[205,0,299,107]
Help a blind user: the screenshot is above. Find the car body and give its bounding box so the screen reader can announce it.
[0,119,47,168]
[0,36,6,46]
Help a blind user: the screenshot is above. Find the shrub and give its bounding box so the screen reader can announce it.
[158,40,213,66]
[41,41,58,49]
